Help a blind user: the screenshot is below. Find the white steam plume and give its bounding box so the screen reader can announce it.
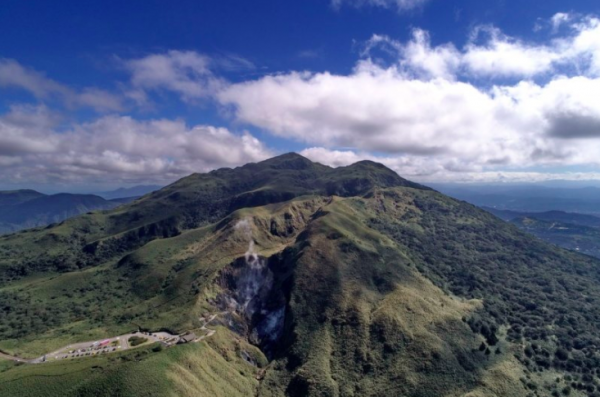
[234,217,259,267]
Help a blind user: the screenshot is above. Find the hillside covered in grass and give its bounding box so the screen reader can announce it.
[1,153,600,396]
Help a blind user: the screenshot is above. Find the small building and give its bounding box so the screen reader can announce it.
[177,332,197,344]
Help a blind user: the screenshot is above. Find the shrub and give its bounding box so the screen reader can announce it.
[128,336,148,347]
[152,344,164,352]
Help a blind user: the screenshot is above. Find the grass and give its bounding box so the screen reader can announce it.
[0,328,260,397]
[0,195,327,358]
[255,194,531,397]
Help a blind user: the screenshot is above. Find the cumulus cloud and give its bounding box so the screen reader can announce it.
[217,13,600,182]
[0,105,271,186]
[0,59,124,112]
[461,26,561,78]
[363,31,461,80]
[331,0,430,12]
[360,15,600,80]
[0,59,67,98]
[0,105,61,156]
[124,50,253,102]
[4,13,600,185]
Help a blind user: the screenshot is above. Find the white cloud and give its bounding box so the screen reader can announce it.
[74,88,124,112]
[0,105,61,156]
[551,12,571,32]
[126,51,219,101]
[4,13,600,186]
[358,15,600,80]
[461,26,561,78]
[365,31,461,80]
[0,59,67,98]
[220,62,600,171]
[0,59,124,112]
[569,17,600,76]
[218,15,600,182]
[0,105,272,186]
[124,50,254,102]
[332,0,430,12]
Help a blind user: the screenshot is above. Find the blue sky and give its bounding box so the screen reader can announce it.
[1,0,600,191]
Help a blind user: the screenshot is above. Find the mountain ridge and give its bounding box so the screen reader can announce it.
[0,153,599,397]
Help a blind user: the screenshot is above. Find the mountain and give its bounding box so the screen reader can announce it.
[96,185,163,200]
[1,153,600,397]
[0,191,136,234]
[0,189,45,206]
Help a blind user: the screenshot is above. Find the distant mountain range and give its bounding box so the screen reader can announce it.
[484,207,600,228]
[0,185,162,235]
[95,185,162,200]
[0,192,124,234]
[484,207,600,259]
[433,183,600,214]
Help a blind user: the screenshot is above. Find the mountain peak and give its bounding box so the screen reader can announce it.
[339,159,432,192]
[256,152,318,170]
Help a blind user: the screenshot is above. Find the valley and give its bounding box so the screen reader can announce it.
[483,207,600,259]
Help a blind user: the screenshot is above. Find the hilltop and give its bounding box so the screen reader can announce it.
[1,153,600,397]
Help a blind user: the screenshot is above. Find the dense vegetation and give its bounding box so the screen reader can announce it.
[370,189,600,395]
[1,153,600,396]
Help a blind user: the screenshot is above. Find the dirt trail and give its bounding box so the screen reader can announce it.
[196,313,219,341]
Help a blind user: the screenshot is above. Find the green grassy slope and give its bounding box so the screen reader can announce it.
[257,196,529,397]
[369,188,600,396]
